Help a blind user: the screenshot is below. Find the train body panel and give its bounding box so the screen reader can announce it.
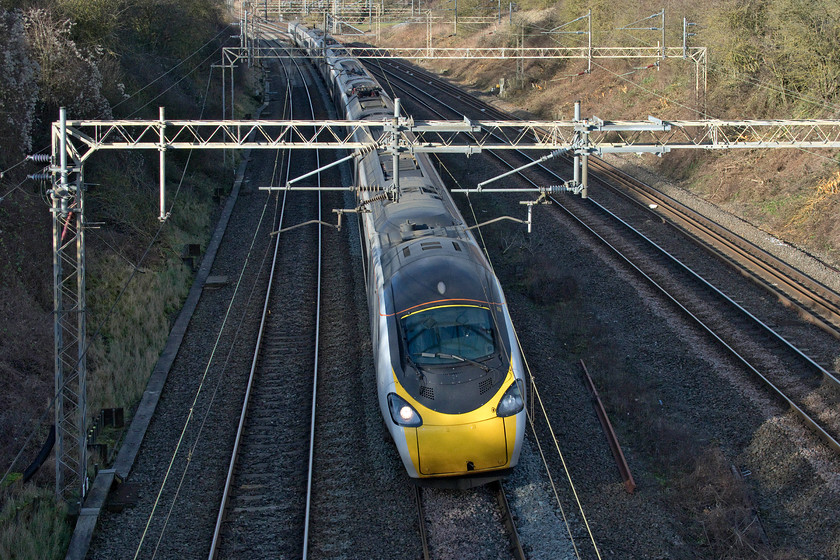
[289,23,526,486]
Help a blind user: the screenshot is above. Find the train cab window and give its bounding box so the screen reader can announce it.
[400,305,496,366]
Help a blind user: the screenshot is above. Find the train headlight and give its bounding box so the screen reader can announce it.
[496,380,524,417]
[387,393,423,427]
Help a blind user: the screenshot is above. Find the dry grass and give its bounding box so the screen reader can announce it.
[783,170,840,246]
[675,448,807,559]
[87,253,193,413]
[0,485,70,560]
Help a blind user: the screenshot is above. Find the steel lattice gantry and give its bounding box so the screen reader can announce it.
[57,116,840,159]
[51,108,88,503]
[242,44,706,60]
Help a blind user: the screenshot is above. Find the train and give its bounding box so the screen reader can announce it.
[288,22,526,488]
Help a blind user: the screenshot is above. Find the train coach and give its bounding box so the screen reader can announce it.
[289,22,527,488]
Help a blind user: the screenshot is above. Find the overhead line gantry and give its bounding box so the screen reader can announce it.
[57,116,840,160]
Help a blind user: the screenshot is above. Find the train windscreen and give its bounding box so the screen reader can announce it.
[400,305,496,365]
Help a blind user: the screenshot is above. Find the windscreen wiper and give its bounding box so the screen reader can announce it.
[417,352,490,372]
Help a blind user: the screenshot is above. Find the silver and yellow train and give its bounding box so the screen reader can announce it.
[289,23,526,488]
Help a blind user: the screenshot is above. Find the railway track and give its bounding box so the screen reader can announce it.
[364,58,840,454]
[211,28,423,558]
[209,40,325,559]
[591,160,840,336]
[250,27,553,559]
[91,26,840,559]
[415,481,527,560]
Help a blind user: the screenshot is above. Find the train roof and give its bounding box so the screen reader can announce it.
[386,237,500,313]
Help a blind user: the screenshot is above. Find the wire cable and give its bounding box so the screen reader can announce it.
[433,151,601,558]
[125,46,224,119]
[361,55,591,554]
[0,24,232,206]
[114,25,233,114]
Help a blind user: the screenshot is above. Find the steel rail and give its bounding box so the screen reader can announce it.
[490,480,527,560]
[260,25,327,556]
[589,160,840,337]
[580,360,636,493]
[414,486,431,560]
[370,60,840,454]
[280,32,526,559]
[278,26,511,558]
[551,194,840,455]
[295,40,325,560]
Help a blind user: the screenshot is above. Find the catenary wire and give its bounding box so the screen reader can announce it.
[432,150,602,558]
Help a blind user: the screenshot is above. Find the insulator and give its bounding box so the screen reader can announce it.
[545,184,566,194]
[358,192,389,208]
[27,154,50,163]
[27,173,51,181]
[356,144,376,158]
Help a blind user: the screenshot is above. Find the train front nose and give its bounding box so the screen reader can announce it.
[416,417,512,475]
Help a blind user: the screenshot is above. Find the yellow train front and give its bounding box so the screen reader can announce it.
[373,237,527,488]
